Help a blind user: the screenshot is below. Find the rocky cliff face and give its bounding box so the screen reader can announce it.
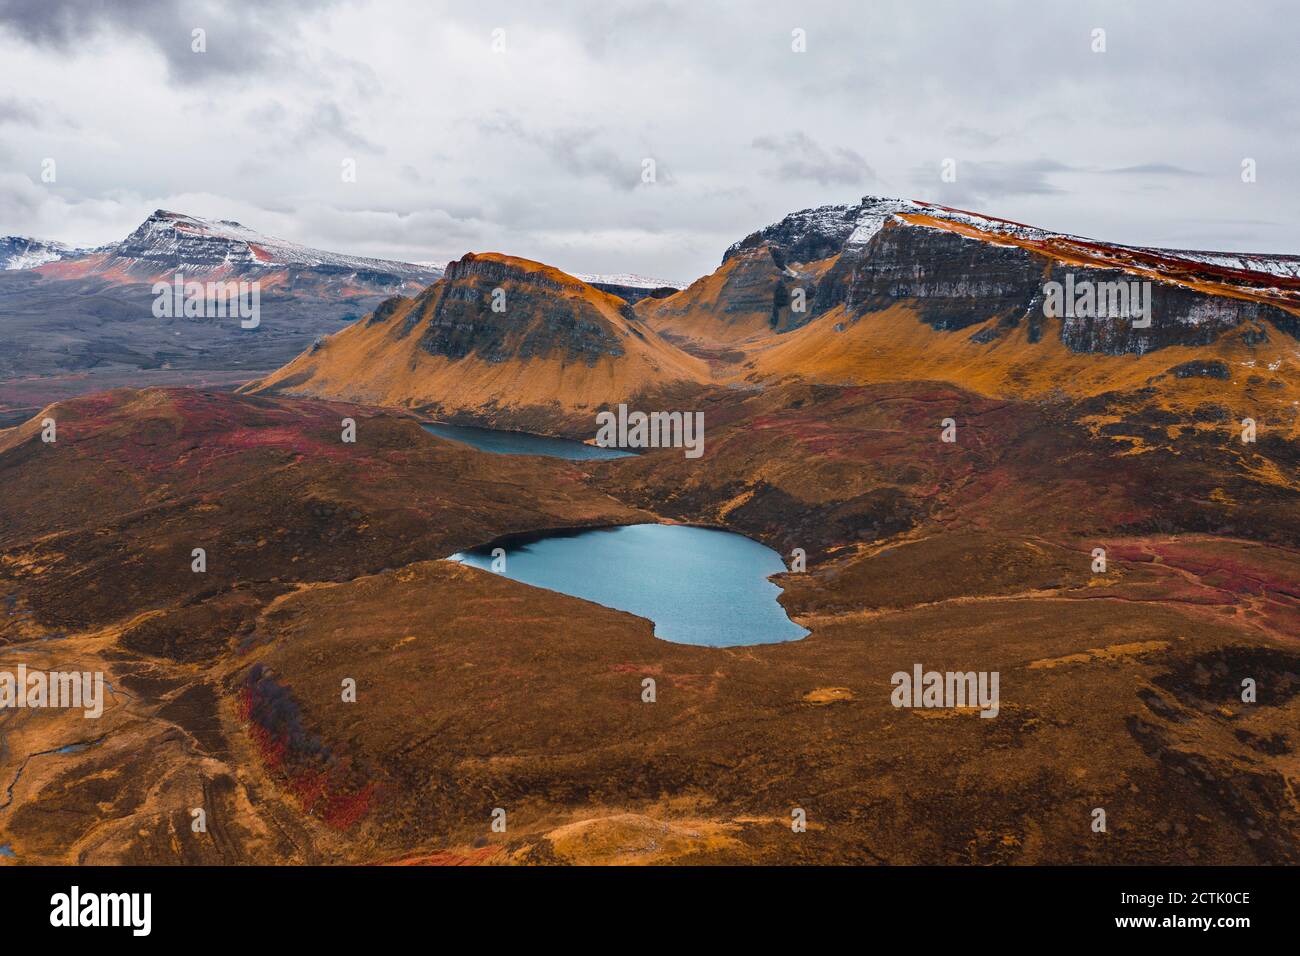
[639,244,807,343]
[826,220,1042,332]
[720,197,1300,355]
[411,254,631,366]
[724,203,866,267]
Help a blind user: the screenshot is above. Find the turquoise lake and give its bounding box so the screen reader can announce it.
[448,523,808,647]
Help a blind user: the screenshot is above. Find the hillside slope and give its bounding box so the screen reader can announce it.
[248,252,710,434]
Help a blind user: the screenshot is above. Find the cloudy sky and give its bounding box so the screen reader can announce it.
[2,0,1298,281]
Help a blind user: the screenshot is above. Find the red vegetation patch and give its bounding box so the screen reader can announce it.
[239,666,378,830]
[1152,541,1300,600]
[378,847,502,866]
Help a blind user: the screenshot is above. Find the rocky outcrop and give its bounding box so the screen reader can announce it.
[827,220,1044,332]
[724,203,865,266]
[365,295,408,326]
[1168,359,1231,380]
[412,254,629,367]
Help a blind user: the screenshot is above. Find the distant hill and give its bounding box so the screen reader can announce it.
[0,211,445,424]
[0,235,93,270]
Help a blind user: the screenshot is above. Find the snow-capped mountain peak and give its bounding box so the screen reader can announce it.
[0,236,86,270]
[112,210,442,279]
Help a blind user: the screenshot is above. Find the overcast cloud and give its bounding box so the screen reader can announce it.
[1,0,1297,281]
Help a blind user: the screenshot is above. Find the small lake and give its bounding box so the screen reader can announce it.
[422,421,635,461]
[448,523,808,647]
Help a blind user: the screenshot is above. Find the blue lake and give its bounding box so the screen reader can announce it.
[448,523,808,647]
[422,421,635,461]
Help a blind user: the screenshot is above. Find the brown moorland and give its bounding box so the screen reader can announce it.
[1,380,1296,864]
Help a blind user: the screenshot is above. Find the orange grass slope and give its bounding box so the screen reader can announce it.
[738,302,1300,438]
[247,252,710,428]
[636,243,822,348]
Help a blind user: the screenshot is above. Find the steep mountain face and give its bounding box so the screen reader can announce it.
[618,196,1299,433]
[714,196,1300,356]
[724,203,867,265]
[249,252,709,434]
[416,254,633,363]
[0,236,90,270]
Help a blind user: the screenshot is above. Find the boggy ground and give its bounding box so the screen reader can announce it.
[0,383,1296,864]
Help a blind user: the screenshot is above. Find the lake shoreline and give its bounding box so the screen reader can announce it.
[446,519,756,557]
[446,522,808,647]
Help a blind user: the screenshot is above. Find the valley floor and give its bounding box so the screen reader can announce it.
[0,383,1296,864]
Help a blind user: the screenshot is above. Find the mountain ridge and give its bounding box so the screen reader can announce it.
[250,195,1299,438]
[32,209,443,288]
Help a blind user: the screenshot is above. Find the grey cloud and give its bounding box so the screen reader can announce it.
[478,114,652,192]
[752,132,875,187]
[1102,164,1206,177]
[917,159,1076,205]
[2,0,1298,277]
[0,0,343,85]
[0,94,79,129]
[245,100,383,154]
[944,125,1003,149]
[298,103,383,153]
[0,95,40,125]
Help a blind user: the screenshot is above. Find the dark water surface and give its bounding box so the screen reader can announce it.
[421,421,635,461]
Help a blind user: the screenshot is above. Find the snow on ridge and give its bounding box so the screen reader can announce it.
[904,202,1300,278]
[844,197,928,247]
[756,197,1300,284]
[0,236,90,270]
[732,195,1299,283]
[572,271,683,290]
[1118,247,1300,280]
[117,210,442,277]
